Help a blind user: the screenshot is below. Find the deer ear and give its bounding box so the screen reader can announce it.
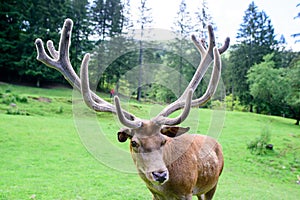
[117,128,132,142]
[160,126,190,138]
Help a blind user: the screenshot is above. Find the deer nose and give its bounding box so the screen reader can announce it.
[152,171,168,183]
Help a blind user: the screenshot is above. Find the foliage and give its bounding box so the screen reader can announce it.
[247,126,272,155]
[224,94,246,111]
[0,0,67,85]
[247,53,289,115]
[91,0,125,43]
[193,0,215,40]
[0,1,22,80]
[229,2,278,111]
[67,0,93,70]
[0,0,126,86]
[173,0,193,37]
[285,57,300,125]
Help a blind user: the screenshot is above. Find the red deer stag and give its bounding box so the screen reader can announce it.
[35,19,229,200]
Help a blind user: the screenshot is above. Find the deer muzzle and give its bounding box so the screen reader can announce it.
[152,170,169,184]
[147,169,169,185]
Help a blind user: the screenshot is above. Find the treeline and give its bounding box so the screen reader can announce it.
[222,2,300,125]
[0,0,125,86]
[1,1,299,124]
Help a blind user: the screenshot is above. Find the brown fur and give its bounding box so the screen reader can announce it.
[118,121,223,200]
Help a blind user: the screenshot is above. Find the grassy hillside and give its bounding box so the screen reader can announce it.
[0,83,299,199]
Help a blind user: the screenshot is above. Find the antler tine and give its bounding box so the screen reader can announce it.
[191,35,206,57]
[35,19,81,91]
[80,53,115,112]
[46,40,59,60]
[35,18,137,121]
[114,96,142,128]
[191,47,221,107]
[218,37,230,54]
[80,53,138,119]
[184,26,217,96]
[154,25,229,124]
[153,89,193,126]
[192,27,230,57]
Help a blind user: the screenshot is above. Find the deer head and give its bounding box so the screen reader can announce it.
[35,19,229,185]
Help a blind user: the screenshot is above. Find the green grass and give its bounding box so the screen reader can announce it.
[0,83,299,199]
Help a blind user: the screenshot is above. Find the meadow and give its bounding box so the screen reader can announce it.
[0,83,299,200]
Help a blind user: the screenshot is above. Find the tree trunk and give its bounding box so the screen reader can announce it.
[249,104,253,112]
[137,39,143,101]
[36,79,40,88]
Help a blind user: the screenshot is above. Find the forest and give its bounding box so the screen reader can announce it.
[1,0,300,124]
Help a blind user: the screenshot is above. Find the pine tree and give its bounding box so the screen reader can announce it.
[171,0,194,95]
[67,0,92,71]
[193,0,215,40]
[136,0,153,101]
[15,0,69,86]
[173,0,193,38]
[91,0,124,42]
[230,1,277,111]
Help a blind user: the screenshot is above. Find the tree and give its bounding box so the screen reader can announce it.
[285,57,300,125]
[172,0,194,95]
[0,0,96,86]
[67,0,93,72]
[247,54,288,115]
[16,0,70,86]
[0,0,23,81]
[173,0,193,37]
[136,0,153,101]
[193,0,215,40]
[230,1,277,111]
[91,0,124,43]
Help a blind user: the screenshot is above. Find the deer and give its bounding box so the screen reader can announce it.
[35,18,230,200]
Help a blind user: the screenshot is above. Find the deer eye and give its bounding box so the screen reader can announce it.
[131,141,139,148]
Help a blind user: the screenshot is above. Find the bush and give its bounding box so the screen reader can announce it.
[16,95,28,103]
[6,107,29,116]
[247,127,272,155]
[0,92,28,105]
[225,94,246,111]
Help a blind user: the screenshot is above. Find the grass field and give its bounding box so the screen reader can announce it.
[0,83,299,200]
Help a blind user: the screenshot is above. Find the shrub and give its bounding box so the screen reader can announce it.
[16,95,28,103]
[247,127,272,155]
[6,107,29,116]
[0,92,28,105]
[225,94,246,111]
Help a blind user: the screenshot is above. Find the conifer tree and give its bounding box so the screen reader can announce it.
[136,0,153,101]
[229,1,277,111]
[16,0,69,86]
